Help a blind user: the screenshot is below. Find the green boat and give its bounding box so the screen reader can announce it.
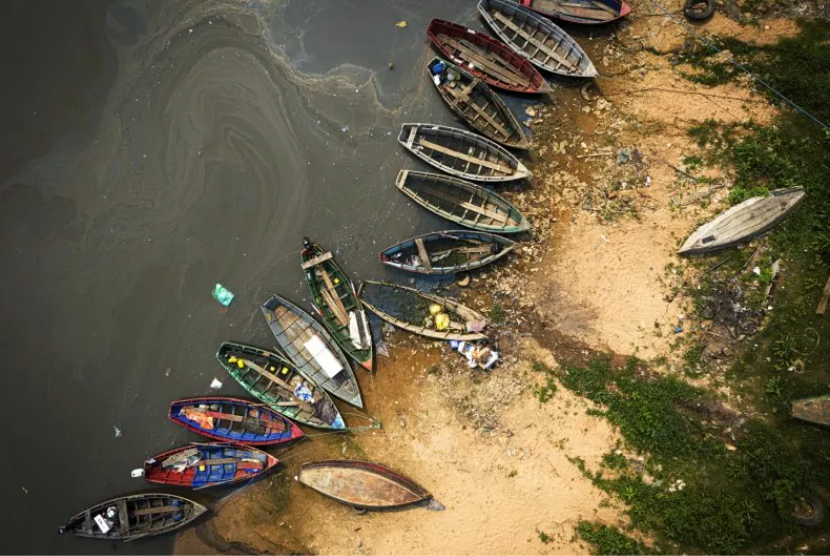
[301,238,374,372]
[216,341,346,430]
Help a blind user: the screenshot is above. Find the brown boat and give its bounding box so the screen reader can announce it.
[792,396,830,427]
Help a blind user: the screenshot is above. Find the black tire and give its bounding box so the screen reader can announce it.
[685,0,715,20]
[793,495,825,527]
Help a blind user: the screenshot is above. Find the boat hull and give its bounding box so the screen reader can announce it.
[144,443,278,489]
[379,230,516,275]
[519,0,631,24]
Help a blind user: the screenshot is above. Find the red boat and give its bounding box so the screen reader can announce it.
[144,443,278,489]
[518,0,631,24]
[426,19,549,94]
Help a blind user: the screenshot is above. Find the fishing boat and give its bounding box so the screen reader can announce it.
[143,443,278,489]
[427,19,549,94]
[396,170,531,234]
[298,460,432,510]
[678,187,805,256]
[398,124,531,183]
[217,341,346,430]
[519,0,631,24]
[169,397,304,446]
[301,239,373,372]
[359,280,489,342]
[58,493,206,541]
[478,0,598,78]
[379,230,516,275]
[427,57,529,150]
[792,396,830,427]
[262,295,363,407]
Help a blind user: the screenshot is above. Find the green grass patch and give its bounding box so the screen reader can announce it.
[490,304,506,325]
[577,521,649,555]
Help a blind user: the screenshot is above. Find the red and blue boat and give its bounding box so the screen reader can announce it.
[143,443,278,489]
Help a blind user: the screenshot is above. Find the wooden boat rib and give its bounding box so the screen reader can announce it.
[396,170,531,234]
[262,295,363,407]
[169,397,304,446]
[299,460,432,510]
[519,0,632,24]
[478,0,598,78]
[398,123,531,183]
[59,493,206,541]
[144,443,278,489]
[217,341,346,430]
[379,230,516,275]
[427,19,550,94]
[678,187,805,255]
[792,396,830,427]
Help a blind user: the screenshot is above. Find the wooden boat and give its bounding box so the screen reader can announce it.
[398,124,531,183]
[427,19,549,94]
[379,230,516,275]
[301,239,374,372]
[144,443,278,489]
[519,0,631,24]
[58,493,206,541]
[298,460,432,510]
[427,57,529,150]
[169,397,304,446]
[792,395,830,427]
[478,0,598,78]
[217,341,346,430]
[262,295,363,407]
[359,280,488,342]
[678,187,805,255]
[396,170,531,234]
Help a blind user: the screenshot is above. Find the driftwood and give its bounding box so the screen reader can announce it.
[817,274,830,316]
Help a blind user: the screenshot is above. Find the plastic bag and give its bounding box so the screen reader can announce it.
[212,283,235,307]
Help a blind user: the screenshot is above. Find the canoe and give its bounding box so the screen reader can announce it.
[478,0,598,78]
[427,57,529,150]
[169,397,304,446]
[359,280,489,342]
[396,170,531,234]
[217,341,346,430]
[427,19,549,94]
[792,395,830,427]
[398,123,531,183]
[58,493,206,541]
[519,0,632,24]
[301,239,374,372]
[379,230,516,275]
[298,460,432,510]
[262,295,363,407]
[144,443,278,489]
[678,187,805,255]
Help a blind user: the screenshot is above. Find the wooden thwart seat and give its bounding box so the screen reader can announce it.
[300,251,333,270]
[414,237,433,271]
[491,11,577,71]
[417,138,512,174]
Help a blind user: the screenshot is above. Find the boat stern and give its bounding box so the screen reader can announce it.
[619,1,633,17]
[359,358,375,373]
[515,161,533,180]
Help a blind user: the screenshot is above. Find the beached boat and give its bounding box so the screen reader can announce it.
[298,460,432,510]
[427,19,549,94]
[169,397,304,446]
[58,493,206,541]
[379,230,516,274]
[262,295,363,407]
[678,187,805,255]
[217,341,346,430]
[792,395,830,427]
[478,0,598,78]
[398,124,531,183]
[396,170,531,234]
[519,0,631,24]
[301,239,373,372]
[143,443,277,489]
[427,57,529,150]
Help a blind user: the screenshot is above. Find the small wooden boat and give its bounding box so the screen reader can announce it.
[262,295,363,407]
[427,19,549,94]
[298,460,432,510]
[379,230,516,275]
[678,187,805,255]
[58,493,206,541]
[144,443,278,489]
[478,0,598,78]
[169,397,304,446]
[427,57,529,150]
[217,341,346,430]
[398,124,531,183]
[301,239,373,372]
[396,170,531,234]
[519,0,631,24]
[792,395,830,427]
[359,280,488,342]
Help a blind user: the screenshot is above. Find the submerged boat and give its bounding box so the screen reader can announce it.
[143,443,278,489]
[58,493,206,541]
[427,57,529,150]
[301,239,373,372]
[379,230,516,275]
[217,341,346,430]
[398,123,531,183]
[427,19,549,94]
[678,187,805,255]
[396,170,531,234]
[298,460,432,510]
[478,0,598,78]
[262,295,363,407]
[792,396,830,427]
[519,0,631,24]
[169,397,304,446]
